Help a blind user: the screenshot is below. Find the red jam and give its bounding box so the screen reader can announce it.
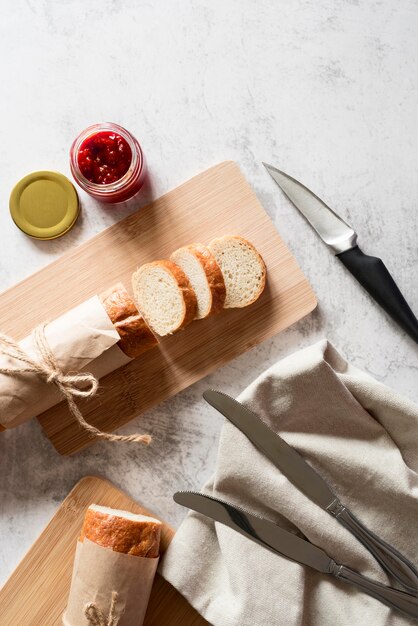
[70,123,146,203]
[77,131,132,185]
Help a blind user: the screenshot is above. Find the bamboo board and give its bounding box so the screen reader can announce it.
[0,161,317,454]
[0,476,208,626]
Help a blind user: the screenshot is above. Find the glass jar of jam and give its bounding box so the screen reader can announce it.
[70,122,146,203]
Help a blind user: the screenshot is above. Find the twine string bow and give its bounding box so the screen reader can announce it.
[84,591,121,626]
[0,323,151,444]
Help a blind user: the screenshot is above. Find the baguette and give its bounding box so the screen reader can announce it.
[100,282,158,358]
[80,504,161,558]
[170,243,226,319]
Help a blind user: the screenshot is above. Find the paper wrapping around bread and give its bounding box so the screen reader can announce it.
[0,296,131,429]
[62,539,159,626]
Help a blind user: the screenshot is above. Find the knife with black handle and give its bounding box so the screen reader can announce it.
[337,247,418,342]
[175,491,418,620]
[204,390,418,594]
[263,163,418,344]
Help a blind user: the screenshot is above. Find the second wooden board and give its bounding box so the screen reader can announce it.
[0,161,317,454]
[0,476,208,626]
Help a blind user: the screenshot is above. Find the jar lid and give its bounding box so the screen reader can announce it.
[9,171,80,240]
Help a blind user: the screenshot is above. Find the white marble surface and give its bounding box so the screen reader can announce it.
[0,0,417,587]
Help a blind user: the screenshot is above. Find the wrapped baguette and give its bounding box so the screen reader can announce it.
[63,505,161,626]
[0,283,157,430]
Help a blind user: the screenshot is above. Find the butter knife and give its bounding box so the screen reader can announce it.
[263,163,418,344]
[175,491,418,620]
[204,390,418,593]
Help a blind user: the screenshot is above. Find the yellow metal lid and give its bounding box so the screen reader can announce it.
[9,171,80,240]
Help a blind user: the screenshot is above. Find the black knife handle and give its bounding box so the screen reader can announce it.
[334,565,418,620]
[331,503,418,594]
[337,246,418,344]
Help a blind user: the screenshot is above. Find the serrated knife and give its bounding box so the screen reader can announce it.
[203,389,418,593]
[174,491,418,620]
[263,163,418,344]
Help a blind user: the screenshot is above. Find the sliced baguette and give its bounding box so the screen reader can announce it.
[131,260,197,336]
[208,235,266,308]
[170,243,226,319]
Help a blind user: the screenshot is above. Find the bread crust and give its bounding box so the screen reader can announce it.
[209,235,267,307]
[100,282,158,358]
[132,260,197,334]
[80,507,161,558]
[171,243,226,318]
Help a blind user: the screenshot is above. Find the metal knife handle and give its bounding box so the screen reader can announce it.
[337,246,418,344]
[334,564,418,620]
[329,501,418,593]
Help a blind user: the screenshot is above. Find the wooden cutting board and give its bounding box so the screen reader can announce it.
[0,476,209,626]
[0,161,317,454]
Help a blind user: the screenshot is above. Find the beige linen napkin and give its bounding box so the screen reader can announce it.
[160,340,418,626]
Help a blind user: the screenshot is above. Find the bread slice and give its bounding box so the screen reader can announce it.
[131,260,197,336]
[170,243,226,319]
[80,504,161,557]
[208,235,266,308]
[100,282,158,358]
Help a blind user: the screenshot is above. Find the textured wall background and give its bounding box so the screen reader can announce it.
[0,0,417,584]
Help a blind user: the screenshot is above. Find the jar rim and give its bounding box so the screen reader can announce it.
[70,122,143,194]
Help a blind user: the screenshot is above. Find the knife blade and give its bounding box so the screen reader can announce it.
[263,163,418,344]
[263,163,357,254]
[174,490,333,572]
[204,389,335,509]
[175,491,418,619]
[203,390,418,593]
